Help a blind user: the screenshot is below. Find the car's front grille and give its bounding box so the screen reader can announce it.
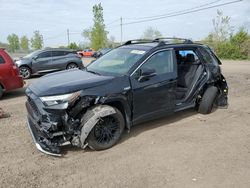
[27,97,40,117]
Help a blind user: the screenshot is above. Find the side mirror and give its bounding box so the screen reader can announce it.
[138,68,156,82]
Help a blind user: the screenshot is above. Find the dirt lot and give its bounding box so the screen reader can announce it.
[0,60,250,188]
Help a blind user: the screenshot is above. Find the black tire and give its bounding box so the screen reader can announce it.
[19,66,31,79]
[0,85,3,99]
[66,63,78,69]
[87,107,125,150]
[198,86,218,114]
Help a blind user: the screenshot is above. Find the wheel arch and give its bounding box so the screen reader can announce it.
[103,99,132,130]
[66,62,78,69]
[0,82,5,90]
[19,64,32,73]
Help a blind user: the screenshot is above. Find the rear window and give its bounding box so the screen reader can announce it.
[0,56,5,64]
[64,51,76,55]
[52,51,65,57]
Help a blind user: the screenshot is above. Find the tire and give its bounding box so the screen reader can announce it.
[198,86,218,114]
[19,66,31,79]
[0,85,3,99]
[66,63,78,69]
[87,107,125,150]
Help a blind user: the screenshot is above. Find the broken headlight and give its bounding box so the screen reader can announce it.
[40,91,81,107]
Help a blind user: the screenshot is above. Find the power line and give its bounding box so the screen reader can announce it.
[43,32,65,41]
[122,0,243,26]
[106,19,120,26]
[124,0,222,20]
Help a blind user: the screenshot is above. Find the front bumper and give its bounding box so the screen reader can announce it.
[25,90,67,156]
[26,117,62,157]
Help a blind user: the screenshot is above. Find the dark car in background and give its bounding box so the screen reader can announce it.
[0,48,24,99]
[15,48,83,79]
[25,38,228,156]
[92,48,112,58]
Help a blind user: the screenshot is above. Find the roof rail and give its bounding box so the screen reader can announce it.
[123,39,156,45]
[154,37,193,44]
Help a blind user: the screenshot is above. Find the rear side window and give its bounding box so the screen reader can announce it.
[199,47,220,65]
[52,51,65,57]
[64,51,76,55]
[0,56,5,64]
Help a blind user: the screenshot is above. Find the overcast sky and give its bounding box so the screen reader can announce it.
[0,0,249,47]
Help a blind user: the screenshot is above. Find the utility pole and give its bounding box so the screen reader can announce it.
[67,29,70,46]
[120,17,123,45]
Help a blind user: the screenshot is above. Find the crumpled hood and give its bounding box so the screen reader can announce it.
[28,69,114,96]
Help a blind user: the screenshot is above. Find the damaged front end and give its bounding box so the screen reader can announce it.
[25,88,114,156]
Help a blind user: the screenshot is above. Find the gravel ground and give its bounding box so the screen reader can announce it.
[0,60,250,188]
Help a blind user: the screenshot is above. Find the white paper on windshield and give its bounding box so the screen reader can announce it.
[130,50,145,55]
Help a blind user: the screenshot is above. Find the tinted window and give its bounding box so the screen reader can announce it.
[200,47,220,65]
[141,50,173,75]
[64,51,76,55]
[0,56,5,64]
[38,51,51,58]
[52,51,65,57]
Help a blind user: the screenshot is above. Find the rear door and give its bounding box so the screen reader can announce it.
[32,50,52,72]
[51,50,67,70]
[130,49,177,123]
[0,52,8,89]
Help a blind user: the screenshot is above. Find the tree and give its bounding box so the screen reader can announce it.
[142,27,162,39]
[230,27,248,48]
[20,35,29,51]
[90,3,108,50]
[68,42,79,50]
[202,10,250,60]
[82,28,91,41]
[212,10,233,42]
[7,34,19,52]
[107,35,117,48]
[31,30,43,50]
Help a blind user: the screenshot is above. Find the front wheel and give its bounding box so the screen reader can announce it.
[87,107,125,150]
[19,66,31,79]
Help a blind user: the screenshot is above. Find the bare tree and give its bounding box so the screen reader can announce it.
[142,27,162,39]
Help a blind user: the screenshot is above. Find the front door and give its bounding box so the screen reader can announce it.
[130,49,177,124]
[32,50,52,73]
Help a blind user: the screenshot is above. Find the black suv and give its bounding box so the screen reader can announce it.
[25,38,228,156]
[15,48,83,79]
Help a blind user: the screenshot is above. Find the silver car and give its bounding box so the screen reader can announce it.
[15,48,84,79]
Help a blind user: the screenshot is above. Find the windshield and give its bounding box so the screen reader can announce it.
[87,48,146,75]
[23,50,41,58]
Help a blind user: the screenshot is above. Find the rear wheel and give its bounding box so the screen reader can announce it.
[66,63,78,69]
[87,107,125,150]
[20,66,31,79]
[198,86,218,114]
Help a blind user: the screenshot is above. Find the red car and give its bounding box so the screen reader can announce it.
[0,48,24,98]
[77,49,95,57]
